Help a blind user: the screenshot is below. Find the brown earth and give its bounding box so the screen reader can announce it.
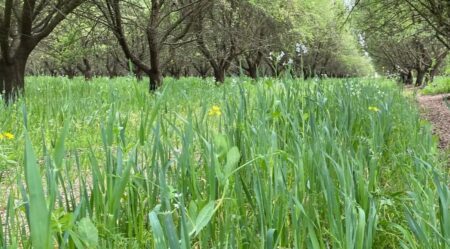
[417,93,450,151]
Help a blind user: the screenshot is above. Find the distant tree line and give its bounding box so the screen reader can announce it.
[1,0,448,101]
[354,0,449,86]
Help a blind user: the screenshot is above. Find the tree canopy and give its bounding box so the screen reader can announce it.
[0,0,448,102]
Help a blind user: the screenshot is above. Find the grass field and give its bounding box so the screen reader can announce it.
[0,76,449,248]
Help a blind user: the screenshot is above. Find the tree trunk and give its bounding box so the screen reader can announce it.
[244,52,262,79]
[0,58,27,102]
[63,67,77,79]
[429,70,436,83]
[303,68,311,80]
[44,61,58,76]
[131,65,144,81]
[147,4,163,92]
[406,70,413,85]
[168,66,182,79]
[149,69,162,91]
[183,68,190,77]
[77,58,93,81]
[246,64,258,79]
[415,69,426,86]
[400,70,413,85]
[194,64,209,78]
[428,52,448,83]
[106,57,120,78]
[107,66,119,79]
[213,66,225,83]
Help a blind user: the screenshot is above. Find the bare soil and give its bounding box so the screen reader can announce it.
[416,93,450,151]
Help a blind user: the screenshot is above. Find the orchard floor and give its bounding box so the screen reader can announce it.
[417,93,450,150]
[416,92,450,167]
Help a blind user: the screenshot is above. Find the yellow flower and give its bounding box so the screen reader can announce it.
[368,106,380,112]
[208,105,222,117]
[3,132,14,140]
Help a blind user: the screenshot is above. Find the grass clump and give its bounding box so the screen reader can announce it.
[0,76,448,248]
[422,77,450,95]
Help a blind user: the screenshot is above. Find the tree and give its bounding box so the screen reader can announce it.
[194,0,284,82]
[354,0,449,85]
[0,0,84,102]
[193,0,240,83]
[96,0,208,91]
[238,3,283,79]
[403,0,450,49]
[36,12,105,80]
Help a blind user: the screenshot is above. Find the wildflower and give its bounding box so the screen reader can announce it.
[208,105,222,117]
[296,43,308,55]
[0,132,14,140]
[282,58,293,66]
[368,106,380,112]
[276,51,285,62]
[3,132,14,139]
[296,43,302,53]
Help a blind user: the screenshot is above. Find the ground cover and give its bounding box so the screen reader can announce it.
[0,76,448,248]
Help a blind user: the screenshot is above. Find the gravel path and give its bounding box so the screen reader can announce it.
[417,93,450,150]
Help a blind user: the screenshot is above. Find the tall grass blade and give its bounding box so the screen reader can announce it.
[24,132,51,248]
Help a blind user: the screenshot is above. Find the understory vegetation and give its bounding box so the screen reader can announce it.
[1,0,449,248]
[422,77,450,95]
[0,76,448,248]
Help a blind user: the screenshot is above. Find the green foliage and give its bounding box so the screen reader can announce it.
[24,130,51,248]
[422,77,450,95]
[353,0,448,81]
[0,76,448,248]
[75,218,99,248]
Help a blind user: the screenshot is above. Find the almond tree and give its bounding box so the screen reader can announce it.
[0,0,84,102]
[402,0,449,49]
[194,0,275,82]
[96,0,208,91]
[355,0,449,85]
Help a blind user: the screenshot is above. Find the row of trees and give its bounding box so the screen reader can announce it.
[0,0,84,101]
[354,0,449,86]
[1,0,375,101]
[1,0,448,101]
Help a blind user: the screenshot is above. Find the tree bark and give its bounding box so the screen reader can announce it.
[415,69,426,86]
[0,0,83,103]
[149,69,162,91]
[77,58,93,81]
[44,61,58,76]
[247,65,257,79]
[213,66,225,83]
[167,65,182,79]
[406,70,413,85]
[106,56,120,78]
[400,70,413,85]
[134,66,144,81]
[146,1,164,91]
[243,52,263,79]
[63,66,77,79]
[0,56,27,102]
[194,63,209,78]
[428,51,448,83]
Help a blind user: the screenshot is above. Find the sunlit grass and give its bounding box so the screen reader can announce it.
[0,76,448,248]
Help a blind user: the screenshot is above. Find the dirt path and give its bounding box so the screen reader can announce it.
[417,93,450,150]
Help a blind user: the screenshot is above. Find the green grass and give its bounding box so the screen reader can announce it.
[0,76,448,248]
[422,77,450,95]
